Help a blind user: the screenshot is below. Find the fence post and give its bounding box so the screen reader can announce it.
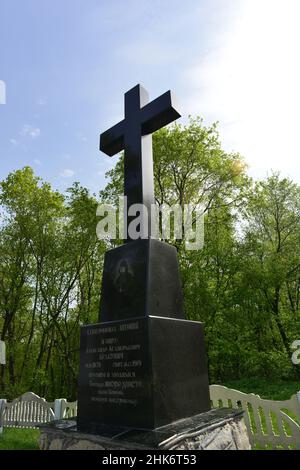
[0,399,7,433]
[54,399,63,420]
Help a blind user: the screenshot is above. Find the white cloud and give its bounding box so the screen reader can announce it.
[60,168,74,178]
[181,0,300,182]
[9,138,18,146]
[34,158,42,166]
[20,125,41,139]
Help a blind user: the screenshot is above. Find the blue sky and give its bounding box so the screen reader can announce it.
[0,0,300,195]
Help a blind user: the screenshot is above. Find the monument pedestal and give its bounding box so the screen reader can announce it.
[77,316,210,431]
[39,409,251,450]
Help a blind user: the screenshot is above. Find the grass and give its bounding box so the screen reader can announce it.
[0,428,40,450]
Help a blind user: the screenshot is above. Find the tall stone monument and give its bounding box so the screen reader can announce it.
[39,85,250,450]
[77,84,211,432]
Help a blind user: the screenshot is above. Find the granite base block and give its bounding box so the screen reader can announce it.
[39,408,251,450]
[77,316,210,430]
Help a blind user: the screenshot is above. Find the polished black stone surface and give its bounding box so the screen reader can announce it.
[100,239,184,323]
[77,85,211,435]
[100,84,181,241]
[77,316,210,432]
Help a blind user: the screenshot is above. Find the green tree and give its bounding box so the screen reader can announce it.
[239,174,300,378]
[0,168,105,398]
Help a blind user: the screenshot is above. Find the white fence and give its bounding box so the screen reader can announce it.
[0,392,77,429]
[210,385,300,450]
[1,386,300,449]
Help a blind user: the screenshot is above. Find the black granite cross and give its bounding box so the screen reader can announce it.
[100,84,181,241]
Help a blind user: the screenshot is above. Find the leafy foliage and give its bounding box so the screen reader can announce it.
[0,119,299,400]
